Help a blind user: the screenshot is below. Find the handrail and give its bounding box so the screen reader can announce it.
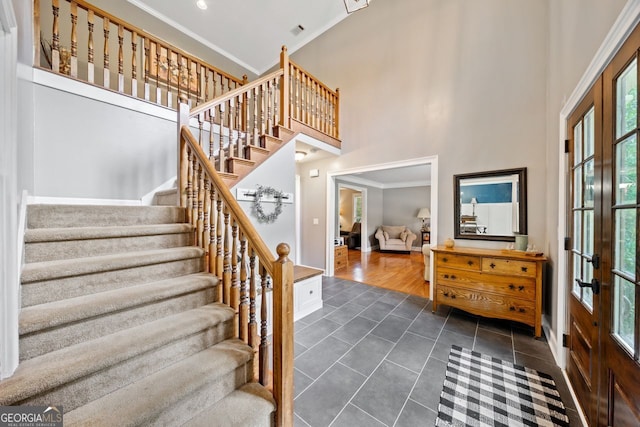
[190,69,284,118]
[180,126,276,272]
[36,0,244,108]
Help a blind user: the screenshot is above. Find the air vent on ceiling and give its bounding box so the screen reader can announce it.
[291,24,305,36]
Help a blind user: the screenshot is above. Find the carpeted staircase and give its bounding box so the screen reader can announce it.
[0,204,275,426]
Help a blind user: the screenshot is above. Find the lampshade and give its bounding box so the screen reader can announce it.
[417,208,431,219]
[471,197,478,205]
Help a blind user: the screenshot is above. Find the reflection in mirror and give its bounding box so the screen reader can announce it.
[454,168,527,241]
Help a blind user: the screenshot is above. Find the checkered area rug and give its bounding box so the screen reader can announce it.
[435,345,570,427]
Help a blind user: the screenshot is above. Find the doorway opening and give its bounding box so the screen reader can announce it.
[326,156,438,300]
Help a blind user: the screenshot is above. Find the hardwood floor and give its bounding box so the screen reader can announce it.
[335,249,430,299]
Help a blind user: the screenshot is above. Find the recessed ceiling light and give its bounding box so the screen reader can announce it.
[196,0,207,10]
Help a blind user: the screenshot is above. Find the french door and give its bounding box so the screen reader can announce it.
[566,22,640,427]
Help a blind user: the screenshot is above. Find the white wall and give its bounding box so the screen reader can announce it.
[232,142,297,260]
[294,0,629,345]
[382,186,431,244]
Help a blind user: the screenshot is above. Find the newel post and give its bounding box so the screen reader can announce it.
[177,94,190,208]
[272,243,294,427]
[279,46,289,129]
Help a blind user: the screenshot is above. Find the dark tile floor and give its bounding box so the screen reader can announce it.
[293,277,583,427]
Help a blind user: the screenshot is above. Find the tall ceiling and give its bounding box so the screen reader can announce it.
[126,0,357,75]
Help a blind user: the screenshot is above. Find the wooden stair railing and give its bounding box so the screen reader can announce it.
[178,114,294,427]
[35,0,245,109]
[35,0,341,144]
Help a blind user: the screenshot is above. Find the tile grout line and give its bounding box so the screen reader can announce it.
[391,304,452,427]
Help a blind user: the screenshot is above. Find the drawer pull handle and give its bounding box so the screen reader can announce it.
[443,292,449,297]
[443,257,448,262]
[490,263,496,269]
[467,261,474,266]
[451,275,456,280]
[521,266,528,273]
[444,274,449,279]
[309,290,313,294]
[509,306,516,311]
[519,308,526,313]
[451,294,456,299]
[509,284,515,290]
[518,285,525,291]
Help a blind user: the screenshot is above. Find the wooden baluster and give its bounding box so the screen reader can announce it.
[204,68,210,102]
[222,207,231,305]
[273,77,279,132]
[313,82,319,131]
[231,221,239,334]
[208,186,216,275]
[185,147,193,224]
[305,75,311,125]
[249,247,257,350]
[167,51,173,108]
[236,95,243,158]
[87,10,94,83]
[295,69,301,120]
[176,53,183,106]
[34,0,41,67]
[196,62,201,105]
[252,87,259,147]
[279,46,289,128]
[239,232,248,342]
[70,2,78,77]
[196,164,204,248]
[103,17,110,88]
[259,265,269,387]
[117,25,124,92]
[335,88,340,139]
[260,83,267,136]
[229,98,236,158]
[142,38,149,100]
[208,110,215,159]
[155,44,162,104]
[273,243,294,427]
[266,81,273,135]
[216,199,224,284]
[219,103,227,172]
[301,73,306,124]
[191,155,198,229]
[320,87,325,134]
[197,112,204,148]
[51,0,60,73]
[202,179,210,271]
[131,32,138,97]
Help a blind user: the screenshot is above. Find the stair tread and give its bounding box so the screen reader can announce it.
[25,223,192,243]
[21,247,204,284]
[19,273,218,335]
[184,383,275,427]
[0,304,235,405]
[64,339,253,426]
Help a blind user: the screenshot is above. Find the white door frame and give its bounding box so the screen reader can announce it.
[0,0,19,379]
[555,0,640,368]
[326,156,438,299]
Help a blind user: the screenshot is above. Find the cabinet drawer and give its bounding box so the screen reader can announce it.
[435,253,481,271]
[482,258,537,277]
[436,268,536,300]
[436,284,535,326]
[296,277,322,312]
[335,246,347,257]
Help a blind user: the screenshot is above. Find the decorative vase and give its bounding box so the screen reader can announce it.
[444,238,455,249]
[515,234,528,251]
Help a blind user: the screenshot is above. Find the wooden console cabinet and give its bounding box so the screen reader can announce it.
[432,246,546,337]
[334,245,348,271]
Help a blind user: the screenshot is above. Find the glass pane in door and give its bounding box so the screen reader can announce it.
[614,209,636,276]
[616,58,637,138]
[616,134,637,204]
[613,275,636,352]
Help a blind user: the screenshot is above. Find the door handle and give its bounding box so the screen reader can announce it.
[588,254,600,270]
[575,278,601,295]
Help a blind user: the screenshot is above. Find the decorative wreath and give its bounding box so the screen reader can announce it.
[253,185,284,223]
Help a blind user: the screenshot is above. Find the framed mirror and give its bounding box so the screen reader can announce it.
[454,168,527,241]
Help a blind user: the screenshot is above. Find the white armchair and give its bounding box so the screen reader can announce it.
[374,225,416,253]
